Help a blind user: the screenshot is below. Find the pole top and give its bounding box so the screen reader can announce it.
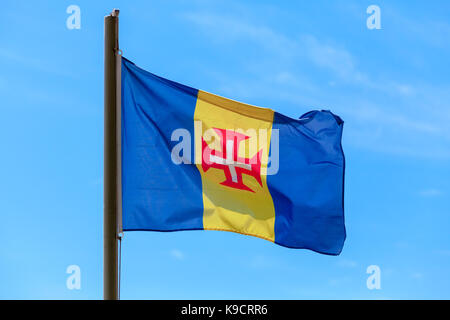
[111,9,120,17]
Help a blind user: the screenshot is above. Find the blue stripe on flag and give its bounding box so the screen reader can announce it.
[269,110,346,255]
[121,58,204,231]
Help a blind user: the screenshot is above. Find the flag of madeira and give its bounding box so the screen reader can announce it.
[121,57,346,255]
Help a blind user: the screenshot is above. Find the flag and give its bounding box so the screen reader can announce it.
[120,57,346,255]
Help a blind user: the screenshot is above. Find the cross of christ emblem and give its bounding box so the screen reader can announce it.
[201,128,263,192]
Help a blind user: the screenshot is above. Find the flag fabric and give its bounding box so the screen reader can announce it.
[121,57,346,255]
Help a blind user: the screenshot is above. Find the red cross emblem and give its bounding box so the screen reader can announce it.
[201,128,263,192]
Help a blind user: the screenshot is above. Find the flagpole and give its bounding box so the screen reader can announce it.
[104,8,120,300]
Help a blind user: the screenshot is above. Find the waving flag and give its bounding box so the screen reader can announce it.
[120,57,346,255]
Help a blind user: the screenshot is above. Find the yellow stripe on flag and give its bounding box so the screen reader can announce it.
[194,90,276,242]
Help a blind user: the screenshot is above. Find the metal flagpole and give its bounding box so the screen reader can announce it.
[104,8,120,300]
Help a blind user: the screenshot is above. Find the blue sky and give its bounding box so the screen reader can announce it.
[1,0,449,299]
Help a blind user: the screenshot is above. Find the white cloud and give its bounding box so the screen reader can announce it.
[418,189,444,197]
[0,47,75,78]
[336,259,358,268]
[182,11,450,159]
[435,249,450,257]
[183,12,297,58]
[170,249,185,260]
[247,255,278,269]
[388,10,450,49]
[411,272,423,279]
[183,12,364,82]
[90,177,102,186]
[300,34,365,83]
[328,276,351,287]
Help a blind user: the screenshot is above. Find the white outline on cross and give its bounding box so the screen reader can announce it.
[209,139,251,183]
